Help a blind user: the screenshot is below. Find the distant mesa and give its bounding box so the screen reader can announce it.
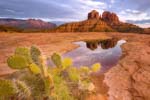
[0,18,56,32]
[25,19,56,29]
[54,10,144,33]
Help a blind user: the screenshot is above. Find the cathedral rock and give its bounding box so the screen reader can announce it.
[53,10,143,33]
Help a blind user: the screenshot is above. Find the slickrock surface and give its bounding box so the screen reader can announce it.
[0,32,150,100]
[105,33,150,100]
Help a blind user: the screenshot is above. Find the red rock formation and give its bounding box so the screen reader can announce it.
[100,38,118,49]
[143,28,150,34]
[54,20,114,32]
[88,10,100,20]
[54,10,144,33]
[102,11,119,24]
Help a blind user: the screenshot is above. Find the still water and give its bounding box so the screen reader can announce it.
[63,39,126,72]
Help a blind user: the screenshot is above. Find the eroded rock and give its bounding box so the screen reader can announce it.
[88,10,100,20]
[104,34,150,100]
[54,10,143,33]
[102,11,119,24]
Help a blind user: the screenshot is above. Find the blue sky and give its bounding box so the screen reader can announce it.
[0,0,150,27]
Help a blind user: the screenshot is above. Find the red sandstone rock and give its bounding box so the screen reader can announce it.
[54,10,144,33]
[104,33,150,100]
[54,19,114,32]
[88,10,100,20]
[102,11,119,24]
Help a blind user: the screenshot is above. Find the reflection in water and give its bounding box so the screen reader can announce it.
[86,38,119,50]
[63,39,126,73]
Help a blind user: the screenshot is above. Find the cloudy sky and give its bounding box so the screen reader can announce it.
[0,0,150,27]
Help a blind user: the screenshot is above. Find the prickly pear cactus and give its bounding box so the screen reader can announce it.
[15,47,32,63]
[91,63,101,72]
[44,76,53,96]
[62,58,72,70]
[68,67,80,82]
[0,79,16,96]
[29,63,41,74]
[78,80,95,92]
[7,55,29,69]
[80,66,90,73]
[30,46,41,65]
[51,53,62,67]
[5,46,102,100]
[14,80,31,99]
[20,73,47,99]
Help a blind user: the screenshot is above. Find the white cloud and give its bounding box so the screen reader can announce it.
[40,18,80,22]
[119,9,150,21]
[136,23,150,28]
[110,0,115,4]
[57,0,107,21]
[77,0,106,7]
[39,0,107,21]
[119,9,150,28]
[126,9,141,14]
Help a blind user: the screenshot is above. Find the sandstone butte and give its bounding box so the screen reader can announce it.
[53,10,143,33]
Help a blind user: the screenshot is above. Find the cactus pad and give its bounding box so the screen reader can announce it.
[51,53,62,67]
[29,63,41,74]
[7,55,29,69]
